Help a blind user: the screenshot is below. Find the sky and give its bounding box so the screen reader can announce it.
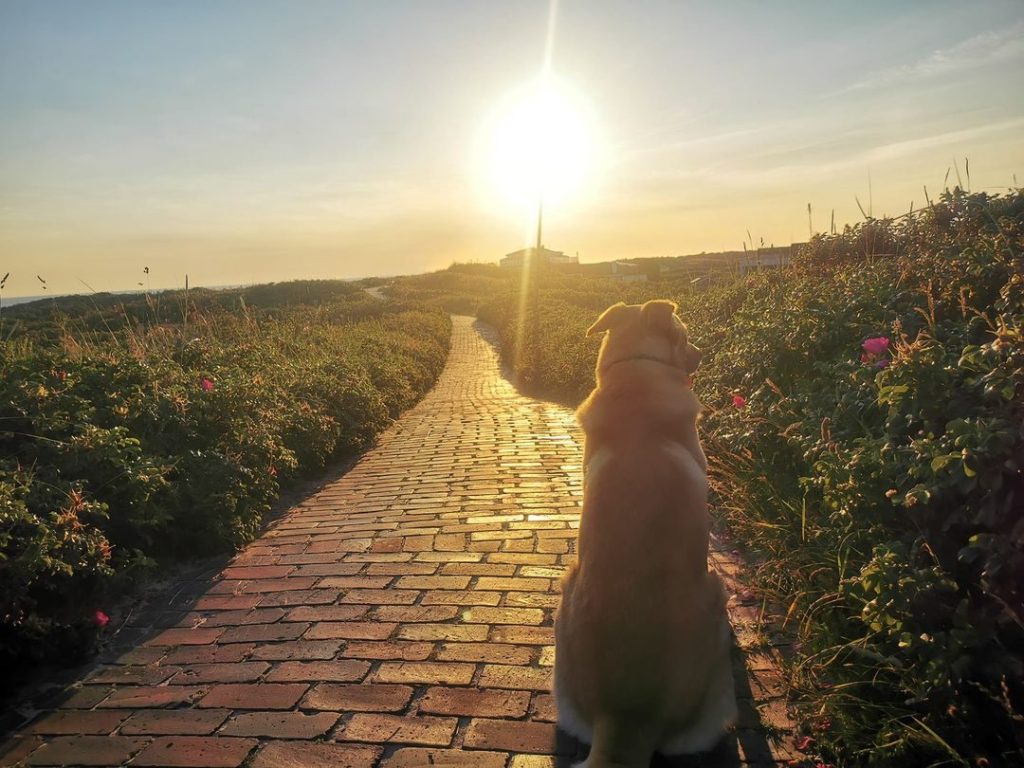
[1,0,1023,297]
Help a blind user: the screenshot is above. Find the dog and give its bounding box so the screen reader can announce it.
[554,299,737,768]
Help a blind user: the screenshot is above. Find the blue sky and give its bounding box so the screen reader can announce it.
[1,0,1022,296]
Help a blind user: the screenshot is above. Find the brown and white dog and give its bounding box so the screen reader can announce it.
[554,300,736,768]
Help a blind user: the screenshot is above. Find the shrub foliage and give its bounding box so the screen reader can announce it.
[0,282,449,673]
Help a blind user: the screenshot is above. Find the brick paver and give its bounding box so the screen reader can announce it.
[0,317,796,767]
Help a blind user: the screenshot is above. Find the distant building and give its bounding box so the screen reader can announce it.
[654,251,745,278]
[739,245,803,277]
[500,246,578,269]
[576,261,647,282]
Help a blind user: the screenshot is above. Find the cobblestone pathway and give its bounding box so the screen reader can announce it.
[2,317,797,768]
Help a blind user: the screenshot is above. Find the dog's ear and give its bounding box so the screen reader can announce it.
[586,302,629,337]
[641,300,679,338]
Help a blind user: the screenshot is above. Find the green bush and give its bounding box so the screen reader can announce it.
[693,191,1024,765]
[0,286,449,674]
[0,466,113,666]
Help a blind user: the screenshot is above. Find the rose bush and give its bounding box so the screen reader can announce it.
[0,282,449,675]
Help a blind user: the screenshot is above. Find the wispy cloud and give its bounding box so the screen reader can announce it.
[845,21,1024,92]
[863,116,1024,162]
[610,115,1024,200]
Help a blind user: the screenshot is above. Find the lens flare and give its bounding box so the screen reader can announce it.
[479,78,598,215]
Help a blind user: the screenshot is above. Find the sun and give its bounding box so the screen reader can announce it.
[479,78,599,215]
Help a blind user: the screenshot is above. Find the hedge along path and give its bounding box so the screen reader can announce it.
[1,316,798,768]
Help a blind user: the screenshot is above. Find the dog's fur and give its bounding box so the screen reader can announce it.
[554,300,737,768]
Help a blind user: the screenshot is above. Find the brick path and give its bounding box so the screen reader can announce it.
[1,317,797,768]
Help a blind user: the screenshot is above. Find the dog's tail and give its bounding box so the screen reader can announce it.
[572,720,656,768]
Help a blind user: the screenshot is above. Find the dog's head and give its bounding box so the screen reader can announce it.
[587,300,702,379]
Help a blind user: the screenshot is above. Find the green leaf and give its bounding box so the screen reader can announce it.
[930,454,958,473]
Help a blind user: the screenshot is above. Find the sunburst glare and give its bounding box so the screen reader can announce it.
[478,77,599,217]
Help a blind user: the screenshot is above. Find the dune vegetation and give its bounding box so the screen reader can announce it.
[393,188,1024,767]
[0,281,449,676]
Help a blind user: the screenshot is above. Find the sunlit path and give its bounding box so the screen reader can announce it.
[1,317,796,767]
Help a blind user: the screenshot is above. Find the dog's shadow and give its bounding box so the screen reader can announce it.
[553,634,777,768]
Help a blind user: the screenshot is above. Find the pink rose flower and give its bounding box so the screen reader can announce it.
[861,337,892,368]
[93,610,110,628]
[862,336,890,356]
